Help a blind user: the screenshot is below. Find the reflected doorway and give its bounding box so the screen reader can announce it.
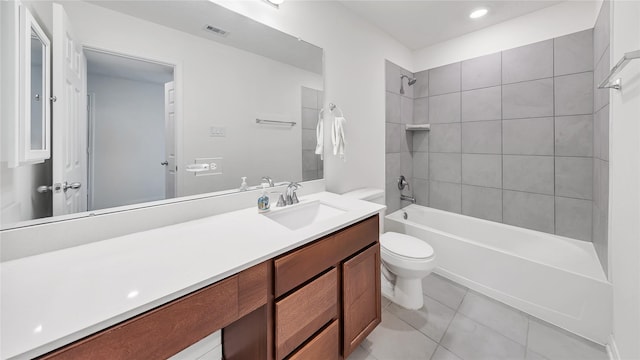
[85,49,176,211]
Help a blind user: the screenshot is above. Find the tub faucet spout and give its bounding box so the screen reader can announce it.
[401,194,416,203]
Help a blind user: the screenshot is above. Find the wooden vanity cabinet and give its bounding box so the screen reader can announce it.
[273,214,381,360]
[38,262,269,360]
[37,214,380,360]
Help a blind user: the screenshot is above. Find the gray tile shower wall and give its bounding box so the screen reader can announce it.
[386,28,602,243]
[592,1,610,275]
[385,61,416,213]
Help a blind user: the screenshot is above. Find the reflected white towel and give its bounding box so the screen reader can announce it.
[315,111,324,160]
[331,116,346,161]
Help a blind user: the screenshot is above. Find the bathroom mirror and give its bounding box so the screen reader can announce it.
[0,0,324,229]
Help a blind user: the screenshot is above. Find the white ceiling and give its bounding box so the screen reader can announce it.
[337,0,563,50]
[89,1,323,75]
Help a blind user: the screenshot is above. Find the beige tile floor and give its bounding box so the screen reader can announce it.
[348,274,608,360]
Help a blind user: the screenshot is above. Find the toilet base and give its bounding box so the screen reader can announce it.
[381,266,425,310]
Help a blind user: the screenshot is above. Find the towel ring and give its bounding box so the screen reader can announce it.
[329,102,344,117]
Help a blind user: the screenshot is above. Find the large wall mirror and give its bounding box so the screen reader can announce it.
[0,0,324,230]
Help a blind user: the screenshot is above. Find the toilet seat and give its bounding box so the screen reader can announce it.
[380,232,434,260]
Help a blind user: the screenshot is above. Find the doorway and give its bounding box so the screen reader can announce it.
[85,49,175,211]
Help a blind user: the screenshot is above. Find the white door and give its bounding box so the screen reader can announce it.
[52,3,87,215]
[164,81,176,199]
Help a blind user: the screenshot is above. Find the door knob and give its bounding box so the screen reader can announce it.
[63,182,82,192]
[37,185,53,193]
[37,183,63,193]
[161,161,169,166]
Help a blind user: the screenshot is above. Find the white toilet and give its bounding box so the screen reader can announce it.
[343,188,436,310]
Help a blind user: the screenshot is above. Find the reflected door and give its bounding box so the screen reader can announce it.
[52,3,87,215]
[164,81,176,199]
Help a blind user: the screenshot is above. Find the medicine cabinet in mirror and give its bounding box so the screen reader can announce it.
[5,3,51,166]
[0,0,324,230]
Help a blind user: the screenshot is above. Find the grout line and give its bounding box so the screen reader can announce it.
[460,83,501,93]
[502,113,595,121]
[500,50,505,223]
[525,313,531,354]
[552,40,557,235]
[426,70,430,206]
[501,69,594,88]
[594,44,610,69]
[503,75,553,86]
[459,63,463,213]
[386,302,445,347]
[432,151,593,160]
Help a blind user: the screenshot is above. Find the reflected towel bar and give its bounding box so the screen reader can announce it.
[598,49,640,90]
[256,119,296,126]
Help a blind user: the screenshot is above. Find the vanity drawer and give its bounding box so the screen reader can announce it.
[288,320,339,360]
[274,214,379,297]
[275,268,338,360]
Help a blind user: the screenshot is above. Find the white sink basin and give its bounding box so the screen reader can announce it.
[263,200,346,230]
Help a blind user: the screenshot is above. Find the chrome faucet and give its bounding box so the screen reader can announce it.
[286,182,302,205]
[261,176,274,187]
[398,175,415,203]
[400,194,416,203]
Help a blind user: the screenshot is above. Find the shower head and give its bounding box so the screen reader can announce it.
[400,74,417,94]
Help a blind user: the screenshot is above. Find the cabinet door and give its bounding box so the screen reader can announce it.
[342,244,381,358]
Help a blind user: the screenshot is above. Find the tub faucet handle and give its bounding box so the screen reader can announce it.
[398,175,410,191]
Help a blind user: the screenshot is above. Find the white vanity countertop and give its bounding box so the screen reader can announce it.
[1,192,385,360]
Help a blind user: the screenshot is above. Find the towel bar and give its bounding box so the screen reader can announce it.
[256,119,296,126]
[598,49,640,91]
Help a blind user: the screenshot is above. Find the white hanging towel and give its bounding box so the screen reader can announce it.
[331,116,347,161]
[315,110,324,160]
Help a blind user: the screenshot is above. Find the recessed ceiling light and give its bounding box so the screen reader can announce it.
[469,8,488,19]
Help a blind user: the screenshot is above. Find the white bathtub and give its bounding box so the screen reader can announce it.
[385,204,612,345]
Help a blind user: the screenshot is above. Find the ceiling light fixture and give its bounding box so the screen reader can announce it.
[469,8,488,19]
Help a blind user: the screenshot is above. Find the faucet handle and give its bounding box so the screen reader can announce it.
[286,182,302,205]
[261,176,274,187]
[397,175,410,191]
[276,193,287,207]
[287,182,302,189]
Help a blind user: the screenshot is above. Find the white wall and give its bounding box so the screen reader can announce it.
[609,0,640,357]
[57,1,324,197]
[88,74,166,210]
[413,1,601,71]
[212,0,414,194]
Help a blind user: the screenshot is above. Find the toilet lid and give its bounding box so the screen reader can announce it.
[381,232,434,259]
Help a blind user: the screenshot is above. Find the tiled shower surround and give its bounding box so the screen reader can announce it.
[386,27,609,247]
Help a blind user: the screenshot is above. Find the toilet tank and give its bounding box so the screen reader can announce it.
[342,188,385,233]
[342,188,385,205]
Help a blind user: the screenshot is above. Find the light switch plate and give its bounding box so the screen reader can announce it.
[209,127,226,137]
